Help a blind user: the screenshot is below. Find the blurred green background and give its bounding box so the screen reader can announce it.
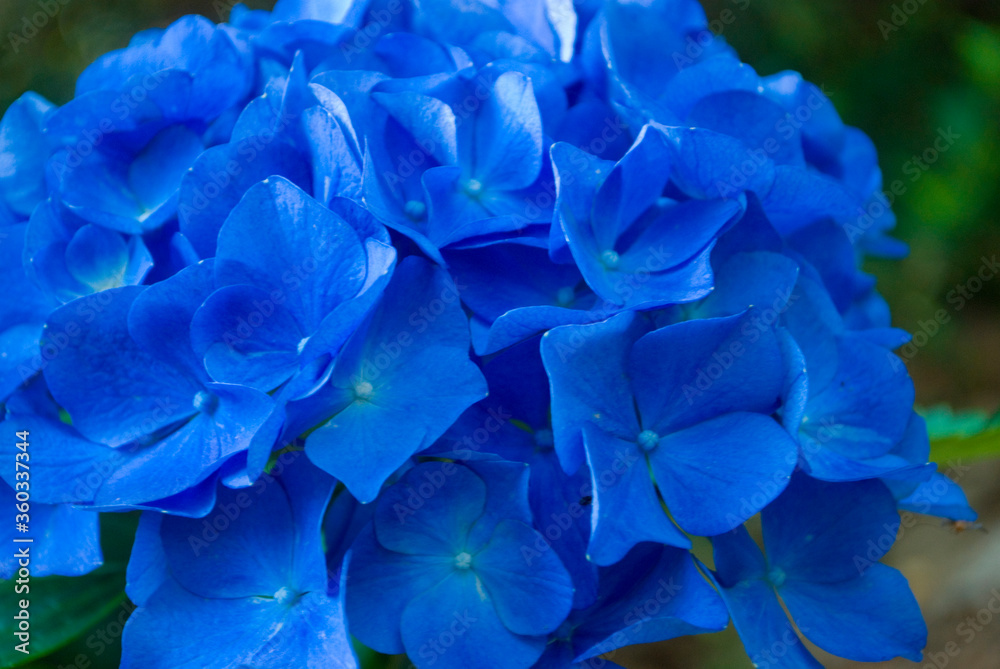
[1,0,998,667]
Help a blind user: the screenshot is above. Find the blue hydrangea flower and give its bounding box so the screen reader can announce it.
[122,456,356,669]
[712,474,928,666]
[299,257,487,502]
[536,544,728,667]
[44,16,251,235]
[364,69,551,257]
[542,309,798,564]
[179,52,362,258]
[435,340,600,608]
[0,0,972,666]
[444,243,597,355]
[345,460,574,669]
[41,268,280,510]
[550,125,746,310]
[188,177,393,398]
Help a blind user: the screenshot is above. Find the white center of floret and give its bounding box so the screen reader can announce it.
[353,381,375,401]
[454,552,473,570]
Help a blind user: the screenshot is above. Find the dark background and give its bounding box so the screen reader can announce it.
[1,0,997,667]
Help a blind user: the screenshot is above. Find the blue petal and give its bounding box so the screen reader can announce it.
[474,519,574,635]
[125,513,167,606]
[462,459,534,550]
[549,140,613,261]
[43,287,201,447]
[306,258,486,502]
[896,472,978,522]
[760,165,858,236]
[372,90,458,166]
[0,92,54,216]
[302,105,363,204]
[128,259,215,381]
[191,284,306,391]
[422,165,502,247]
[781,564,927,663]
[650,412,796,535]
[481,305,608,357]
[374,462,487,556]
[128,125,205,215]
[179,139,312,258]
[160,478,295,599]
[711,531,824,669]
[583,426,690,565]
[214,177,369,331]
[272,0,368,25]
[801,337,914,463]
[762,474,900,583]
[0,408,117,505]
[629,311,785,434]
[657,125,776,200]
[572,546,728,661]
[400,569,548,669]
[661,56,760,119]
[517,451,598,609]
[0,482,101,578]
[76,15,250,119]
[63,224,129,291]
[92,383,277,508]
[344,524,454,655]
[781,270,843,391]
[687,90,805,166]
[473,71,543,191]
[445,242,587,323]
[122,581,351,669]
[802,448,932,483]
[541,312,646,473]
[694,251,800,319]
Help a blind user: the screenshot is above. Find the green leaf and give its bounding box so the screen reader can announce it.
[920,405,1000,463]
[352,637,399,669]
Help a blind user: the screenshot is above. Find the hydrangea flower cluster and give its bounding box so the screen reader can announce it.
[0,0,978,667]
